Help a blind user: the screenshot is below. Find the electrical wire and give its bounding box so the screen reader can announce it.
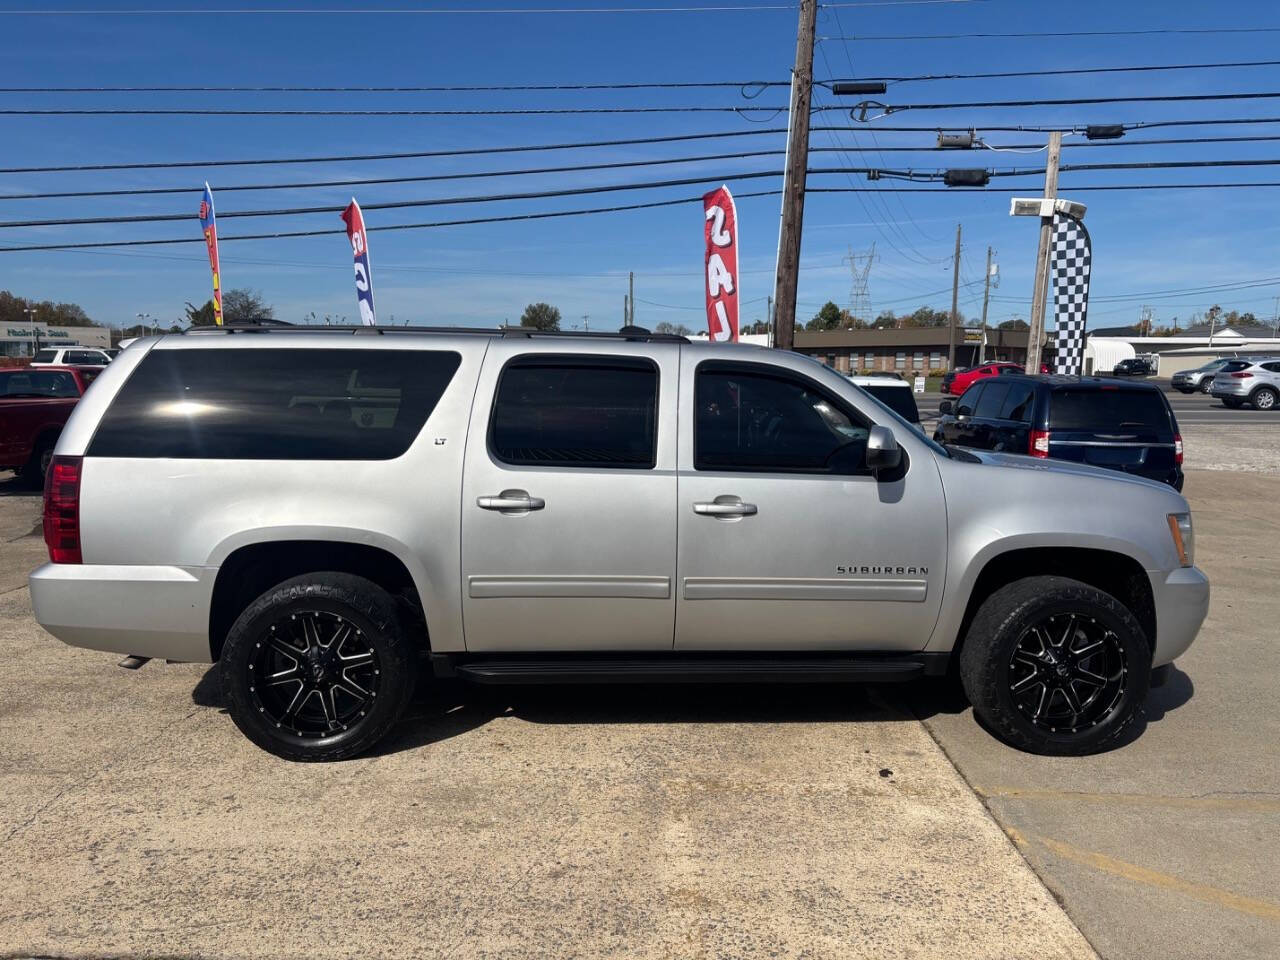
[0,80,788,93]
[3,1,972,14]
[1,104,796,116]
[864,91,1280,118]
[818,26,1280,41]
[824,59,1280,84]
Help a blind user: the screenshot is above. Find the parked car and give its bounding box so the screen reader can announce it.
[847,374,922,430]
[942,361,1023,395]
[0,365,97,484]
[1112,357,1155,377]
[30,347,113,367]
[1171,357,1234,394]
[934,375,1184,489]
[1209,357,1280,410]
[31,326,1207,761]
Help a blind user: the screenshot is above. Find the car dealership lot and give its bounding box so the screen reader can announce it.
[1,467,1277,959]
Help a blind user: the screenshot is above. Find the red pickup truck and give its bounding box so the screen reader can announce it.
[0,365,100,484]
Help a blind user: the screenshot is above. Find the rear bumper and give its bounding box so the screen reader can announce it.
[1150,565,1209,666]
[1210,381,1250,397]
[29,562,215,663]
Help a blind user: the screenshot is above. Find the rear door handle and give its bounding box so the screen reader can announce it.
[477,491,545,512]
[693,499,758,517]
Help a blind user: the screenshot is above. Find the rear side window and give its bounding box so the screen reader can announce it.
[957,382,984,416]
[974,382,1011,419]
[88,348,460,460]
[32,350,57,363]
[1261,362,1280,373]
[1050,389,1172,435]
[1000,383,1035,422]
[490,356,657,469]
[1219,360,1250,372]
[67,350,104,365]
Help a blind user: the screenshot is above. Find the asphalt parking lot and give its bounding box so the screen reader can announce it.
[1,455,1277,959]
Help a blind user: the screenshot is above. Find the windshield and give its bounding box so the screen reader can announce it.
[861,384,920,423]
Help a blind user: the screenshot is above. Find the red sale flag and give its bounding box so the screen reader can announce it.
[198,182,223,326]
[341,198,376,326]
[703,185,739,342]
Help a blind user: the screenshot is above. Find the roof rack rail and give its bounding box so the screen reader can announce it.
[184,323,690,343]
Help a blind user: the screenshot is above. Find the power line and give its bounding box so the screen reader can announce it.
[0,80,788,93]
[1,1,974,13]
[867,91,1280,117]
[0,104,795,116]
[0,127,793,174]
[818,26,1280,41]
[826,58,1280,84]
[6,183,1280,254]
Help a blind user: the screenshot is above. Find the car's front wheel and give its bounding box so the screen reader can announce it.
[1199,378,1213,394]
[959,576,1150,755]
[221,572,416,761]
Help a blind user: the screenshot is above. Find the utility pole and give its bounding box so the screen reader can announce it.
[767,294,774,346]
[947,223,962,370]
[771,0,817,352]
[628,271,635,326]
[623,296,629,328]
[979,245,994,364]
[1025,130,1063,373]
[581,313,590,333]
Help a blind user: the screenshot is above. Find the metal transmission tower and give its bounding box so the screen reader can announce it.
[842,243,877,324]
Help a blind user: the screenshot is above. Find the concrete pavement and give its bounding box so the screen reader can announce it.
[0,477,1093,960]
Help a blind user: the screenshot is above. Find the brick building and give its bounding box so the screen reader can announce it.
[794,326,1038,376]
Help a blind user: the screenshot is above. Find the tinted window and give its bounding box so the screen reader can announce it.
[1000,383,1036,422]
[1261,362,1280,373]
[860,384,919,423]
[490,356,657,469]
[957,382,984,416]
[32,350,57,363]
[67,351,103,364]
[89,348,459,459]
[1219,360,1251,372]
[1050,389,1172,435]
[1,370,79,397]
[974,382,1011,419]
[696,364,869,473]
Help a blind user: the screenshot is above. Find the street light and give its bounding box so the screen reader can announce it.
[22,306,41,355]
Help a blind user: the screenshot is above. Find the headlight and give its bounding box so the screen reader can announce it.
[1167,512,1194,567]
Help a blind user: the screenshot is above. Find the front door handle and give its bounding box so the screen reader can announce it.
[477,490,545,512]
[693,498,758,517]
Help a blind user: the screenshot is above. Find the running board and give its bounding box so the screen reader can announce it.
[452,656,932,685]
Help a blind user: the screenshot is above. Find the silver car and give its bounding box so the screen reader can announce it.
[29,326,1209,761]
[1171,357,1233,394]
[1209,357,1280,409]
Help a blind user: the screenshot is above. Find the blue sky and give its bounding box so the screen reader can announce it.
[1,0,1279,332]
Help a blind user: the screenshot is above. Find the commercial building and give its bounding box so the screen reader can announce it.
[1085,323,1280,377]
[794,326,1036,375]
[1,322,111,359]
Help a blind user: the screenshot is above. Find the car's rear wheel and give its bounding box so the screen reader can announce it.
[1251,386,1278,410]
[959,576,1150,756]
[1199,378,1213,394]
[221,572,416,761]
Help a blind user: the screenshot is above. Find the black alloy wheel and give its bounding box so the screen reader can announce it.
[249,610,380,738]
[222,572,416,761]
[1007,613,1127,734]
[959,575,1150,755]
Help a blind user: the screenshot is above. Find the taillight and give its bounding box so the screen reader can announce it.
[1029,429,1051,458]
[43,455,82,564]
[1230,371,1254,379]
[1174,433,1184,466]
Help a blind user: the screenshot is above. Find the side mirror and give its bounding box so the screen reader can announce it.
[938,399,954,415]
[866,424,902,473]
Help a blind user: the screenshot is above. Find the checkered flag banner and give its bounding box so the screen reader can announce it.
[1052,214,1091,375]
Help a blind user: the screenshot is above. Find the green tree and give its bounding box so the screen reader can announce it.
[998,318,1029,331]
[520,302,561,331]
[184,300,218,327]
[0,290,97,327]
[805,301,844,331]
[901,306,950,328]
[874,310,897,328]
[222,288,275,323]
[653,321,693,336]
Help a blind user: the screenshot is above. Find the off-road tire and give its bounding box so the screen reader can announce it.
[221,572,416,761]
[959,576,1150,756]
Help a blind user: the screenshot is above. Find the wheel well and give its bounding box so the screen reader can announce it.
[955,547,1156,659]
[208,540,427,661]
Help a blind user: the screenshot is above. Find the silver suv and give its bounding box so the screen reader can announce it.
[1209,357,1280,410]
[30,327,1209,761]
[1171,357,1233,394]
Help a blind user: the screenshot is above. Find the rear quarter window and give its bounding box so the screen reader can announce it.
[1050,389,1173,435]
[88,348,460,459]
[32,350,57,363]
